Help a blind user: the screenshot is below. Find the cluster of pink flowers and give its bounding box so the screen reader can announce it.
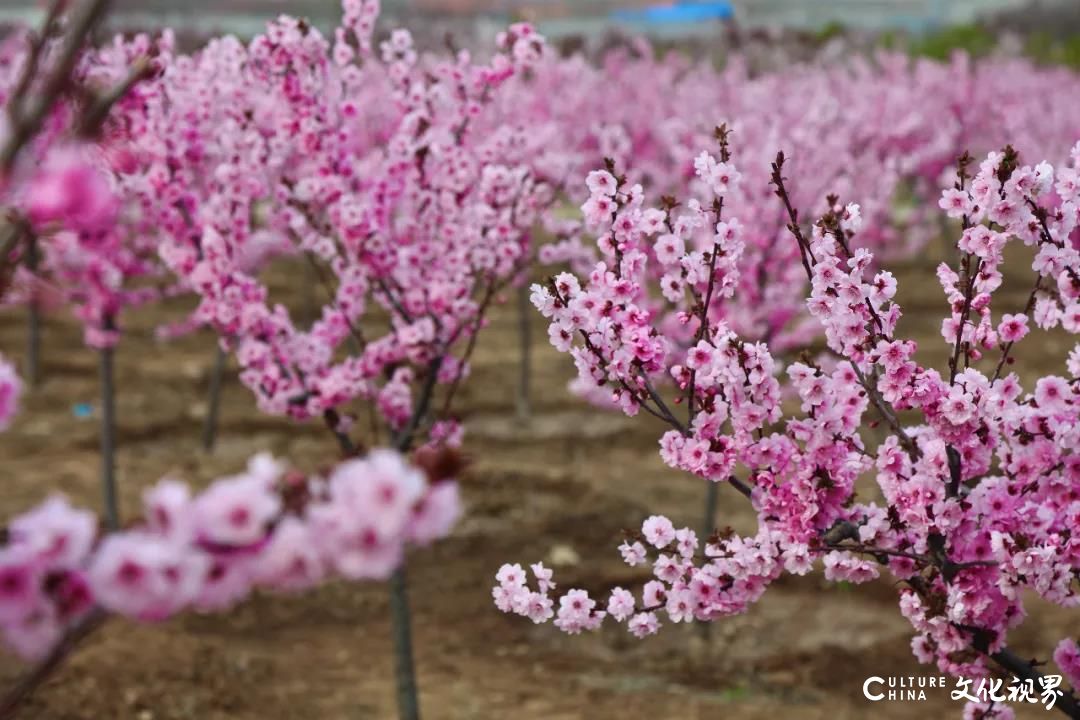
[131,5,556,432]
[0,354,20,431]
[1056,639,1080,690]
[499,139,1080,716]
[0,448,460,660]
[0,26,162,348]
[7,1,1080,377]
[24,148,116,232]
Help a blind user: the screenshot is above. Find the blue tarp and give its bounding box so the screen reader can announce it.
[611,2,733,24]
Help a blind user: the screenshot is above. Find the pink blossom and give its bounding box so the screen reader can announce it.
[942,388,975,425]
[1063,302,1080,333]
[607,587,635,621]
[88,533,205,622]
[997,313,1029,343]
[496,563,527,589]
[1053,638,1080,689]
[26,147,117,232]
[781,544,813,575]
[618,541,647,566]
[693,151,740,196]
[1034,297,1061,329]
[674,528,698,559]
[0,356,21,432]
[1034,376,1072,414]
[642,580,666,607]
[252,518,324,592]
[1,609,62,661]
[586,170,617,197]
[553,589,602,634]
[143,480,194,544]
[530,562,555,593]
[523,592,554,623]
[939,188,972,218]
[641,516,676,548]
[664,587,694,623]
[654,233,684,265]
[962,702,1014,720]
[627,612,660,638]
[328,450,426,537]
[0,450,455,658]
[408,482,462,546]
[0,547,44,624]
[193,475,281,549]
[193,556,254,612]
[8,496,96,569]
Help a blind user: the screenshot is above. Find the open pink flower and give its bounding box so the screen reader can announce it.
[26,147,117,232]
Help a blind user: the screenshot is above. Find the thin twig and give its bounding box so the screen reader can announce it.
[1,0,113,172]
[437,284,497,418]
[687,197,725,426]
[726,476,752,499]
[991,199,1058,384]
[989,648,1080,718]
[322,408,356,455]
[948,252,982,384]
[76,55,153,137]
[769,151,815,281]
[639,372,689,436]
[376,278,414,324]
[990,273,1042,384]
[394,356,444,454]
[848,361,919,459]
[6,0,65,111]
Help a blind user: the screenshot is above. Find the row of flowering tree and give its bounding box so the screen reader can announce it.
[2,0,1079,717]
[0,0,539,717]
[11,4,1080,415]
[140,3,553,717]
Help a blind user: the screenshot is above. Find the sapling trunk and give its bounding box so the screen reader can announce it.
[99,341,118,530]
[326,353,439,720]
[515,283,531,422]
[25,234,40,387]
[389,566,420,720]
[201,343,227,452]
[384,356,442,720]
[325,415,422,720]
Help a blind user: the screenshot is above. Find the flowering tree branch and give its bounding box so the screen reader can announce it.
[501,141,1080,720]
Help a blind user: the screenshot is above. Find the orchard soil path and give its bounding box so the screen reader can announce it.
[0,243,1075,720]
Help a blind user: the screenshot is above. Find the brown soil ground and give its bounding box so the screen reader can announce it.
[0,240,1075,720]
